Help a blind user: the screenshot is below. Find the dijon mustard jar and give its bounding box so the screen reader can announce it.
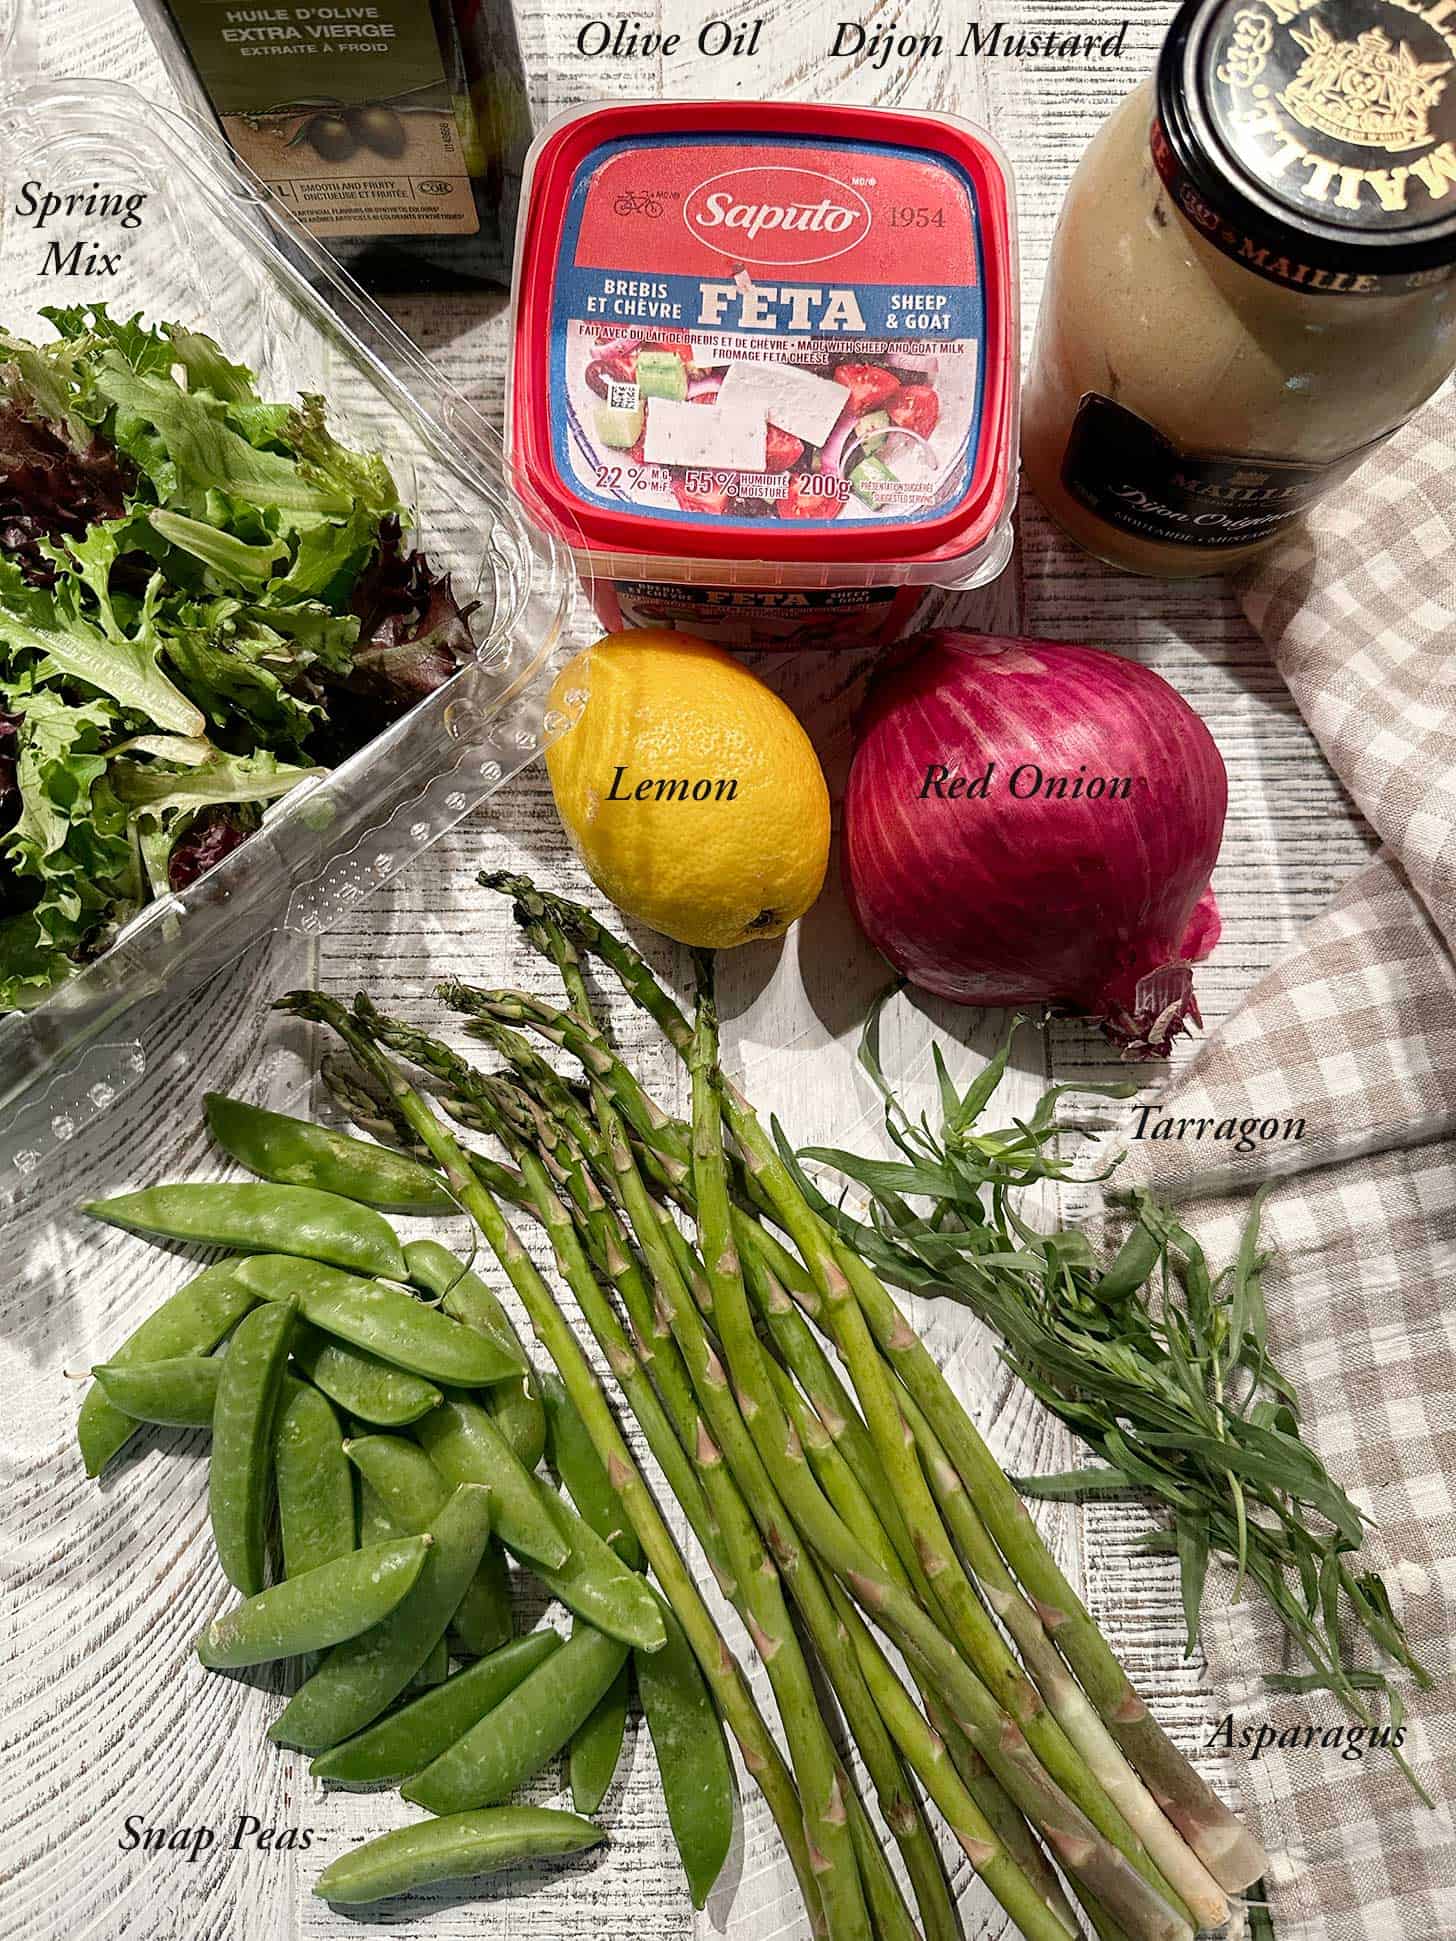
[1023,0,1456,576]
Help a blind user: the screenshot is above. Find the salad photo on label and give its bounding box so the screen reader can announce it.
[577,333,957,524]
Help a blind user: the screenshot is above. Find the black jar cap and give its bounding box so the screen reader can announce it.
[1156,0,1456,292]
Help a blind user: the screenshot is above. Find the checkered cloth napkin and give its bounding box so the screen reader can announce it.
[1111,393,1456,1939]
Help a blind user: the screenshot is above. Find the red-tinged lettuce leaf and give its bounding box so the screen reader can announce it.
[304,515,479,758]
[0,401,138,587]
[166,804,253,891]
[340,514,478,701]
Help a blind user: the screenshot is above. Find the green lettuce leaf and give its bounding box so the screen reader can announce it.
[147,509,286,587]
[96,360,355,519]
[0,690,140,1006]
[0,553,204,737]
[162,325,257,404]
[160,608,320,751]
[112,747,323,816]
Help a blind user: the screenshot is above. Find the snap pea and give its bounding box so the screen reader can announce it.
[545,1375,639,1811]
[270,1483,492,1751]
[414,1637,450,1689]
[197,1536,429,1668]
[344,1431,451,1529]
[344,1433,511,1658]
[543,1372,642,1568]
[403,1623,629,1815]
[359,1478,395,1544]
[414,1399,568,1570]
[93,1355,220,1427]
[568,1650,629,1815]
[313,1805,604,1905]
[311,1632,562,1785]
[209,1299,296,1595]
[455,1541,514,1660]
[84,1183,406,1279]
[206,1094,457,1213]
[274,1379,355,1579]
[531,1485,666,1653]
[89,1362,338,1450]
[234,1256,520,1388]
[405,1239,545,1469]
[413,1400,660,1649]
[77,1260,256,1477]
[484,1375,547,1474]
[636,1588,735,1910]
[292,1324,442,1427]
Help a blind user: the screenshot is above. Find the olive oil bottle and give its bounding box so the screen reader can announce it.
[134,0,531,291]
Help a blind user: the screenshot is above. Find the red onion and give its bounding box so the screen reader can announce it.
[816,402,857,478]
[843,630,1227,1057]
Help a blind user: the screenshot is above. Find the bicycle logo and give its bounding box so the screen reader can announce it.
[613,190,664,217]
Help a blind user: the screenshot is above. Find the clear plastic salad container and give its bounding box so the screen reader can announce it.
[507,99,1019,649]
[0,75,583,1136]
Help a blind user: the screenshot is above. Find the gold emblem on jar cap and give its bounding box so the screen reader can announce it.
[1280,17,1451,151]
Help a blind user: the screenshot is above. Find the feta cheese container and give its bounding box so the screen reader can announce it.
[508,100,1019,649]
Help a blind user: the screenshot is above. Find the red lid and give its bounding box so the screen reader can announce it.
[509,100,1017,570]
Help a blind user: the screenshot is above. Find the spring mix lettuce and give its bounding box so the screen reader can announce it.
[0,304,478,1011]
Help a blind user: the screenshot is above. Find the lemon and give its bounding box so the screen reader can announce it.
[546,629,830,950]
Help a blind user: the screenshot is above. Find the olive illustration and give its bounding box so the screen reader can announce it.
[303,113,356,162]
[347,106,407,159]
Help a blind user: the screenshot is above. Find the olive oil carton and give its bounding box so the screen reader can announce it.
[135,0,530,291]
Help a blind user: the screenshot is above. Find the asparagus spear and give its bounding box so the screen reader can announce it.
[318,1053,533,1210]
[482,873,1268,1897]
[687,1416,873,1941]
[924,1698,1083,1938]
[894,1372,1229,1929]
[842,1776,925,1941]
[830,1575,1083,1941]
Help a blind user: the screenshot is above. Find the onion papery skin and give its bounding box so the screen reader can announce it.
[843,630,1228,1057]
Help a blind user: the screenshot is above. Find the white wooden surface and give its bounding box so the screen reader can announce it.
[2,3,1378,1939]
